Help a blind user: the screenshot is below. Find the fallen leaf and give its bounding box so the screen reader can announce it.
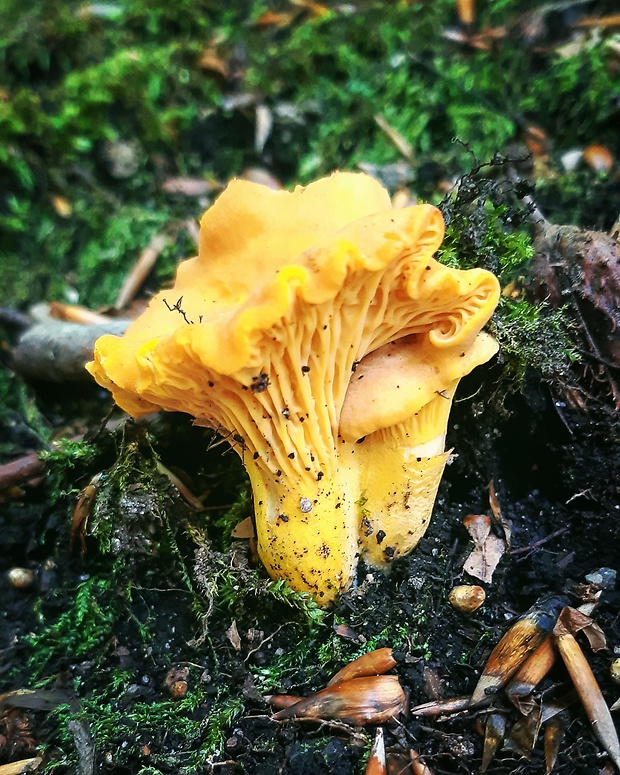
[504,701,543,757]
[554,606,607,652]
[196,48,229,78]
[161,177,213,196]
[374,114,413,161]
[115,233,168,310]
[231,516,255,539]
[226,621,242,652]
[255,104,273,154]
[463,514,505,583]
[255,10,295,27]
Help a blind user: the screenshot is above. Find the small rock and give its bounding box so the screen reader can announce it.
[585,568,616,590]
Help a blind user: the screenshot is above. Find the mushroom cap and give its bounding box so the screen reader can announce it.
[339,332,499,442]
[88,173,498,428]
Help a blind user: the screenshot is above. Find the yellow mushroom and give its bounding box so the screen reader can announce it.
[87,171,500,604]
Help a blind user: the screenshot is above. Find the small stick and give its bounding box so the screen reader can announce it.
[0,452,43,491]
[115,233,168,311]
[510,528,568,555]
[49,302,112,326]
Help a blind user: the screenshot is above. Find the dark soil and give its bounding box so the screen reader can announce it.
[1,365,619,775]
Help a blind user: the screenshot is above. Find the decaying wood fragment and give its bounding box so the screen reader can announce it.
[13,320,129,382]
[0,453,44,492]
[115,233,169,311]
[49,302,111,326]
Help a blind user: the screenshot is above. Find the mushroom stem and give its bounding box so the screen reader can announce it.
[247,454,359,604]
[356,437,450,566]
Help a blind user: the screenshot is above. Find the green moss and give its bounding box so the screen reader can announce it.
[2,0,617,315]
[438,170,578,389]
[26,577,117,678]
[46,669,220,774]
[0,359,49,458]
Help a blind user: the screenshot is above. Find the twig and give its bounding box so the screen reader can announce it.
[115,233,169,311]
[510,528,568,555]
[0,453,43,491]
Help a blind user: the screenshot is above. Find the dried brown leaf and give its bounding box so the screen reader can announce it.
[463,541,504,584]
[554,607,607,652]
[374,114,413,161]
[226,621,242,652]
[489,481,511,549]
[231,516,256,539]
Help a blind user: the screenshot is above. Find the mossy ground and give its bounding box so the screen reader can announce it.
[1,1,619,773]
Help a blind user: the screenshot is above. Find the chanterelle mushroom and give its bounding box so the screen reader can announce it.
[87,172,500,604]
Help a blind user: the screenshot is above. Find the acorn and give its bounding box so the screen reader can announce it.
[272,675,405,726]
[8,567,35,590]
[448,585,485,613]
[328,648,396,686]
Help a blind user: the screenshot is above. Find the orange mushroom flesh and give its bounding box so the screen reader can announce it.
[87,172,500,605]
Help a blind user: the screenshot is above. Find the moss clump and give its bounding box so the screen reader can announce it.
[437,166,578,390]
[2,1,618,313]
[25,577,117,679]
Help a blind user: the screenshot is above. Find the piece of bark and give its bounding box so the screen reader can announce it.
[0,453,43,491]
[529,220,620,405]
[13,320,129,382]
